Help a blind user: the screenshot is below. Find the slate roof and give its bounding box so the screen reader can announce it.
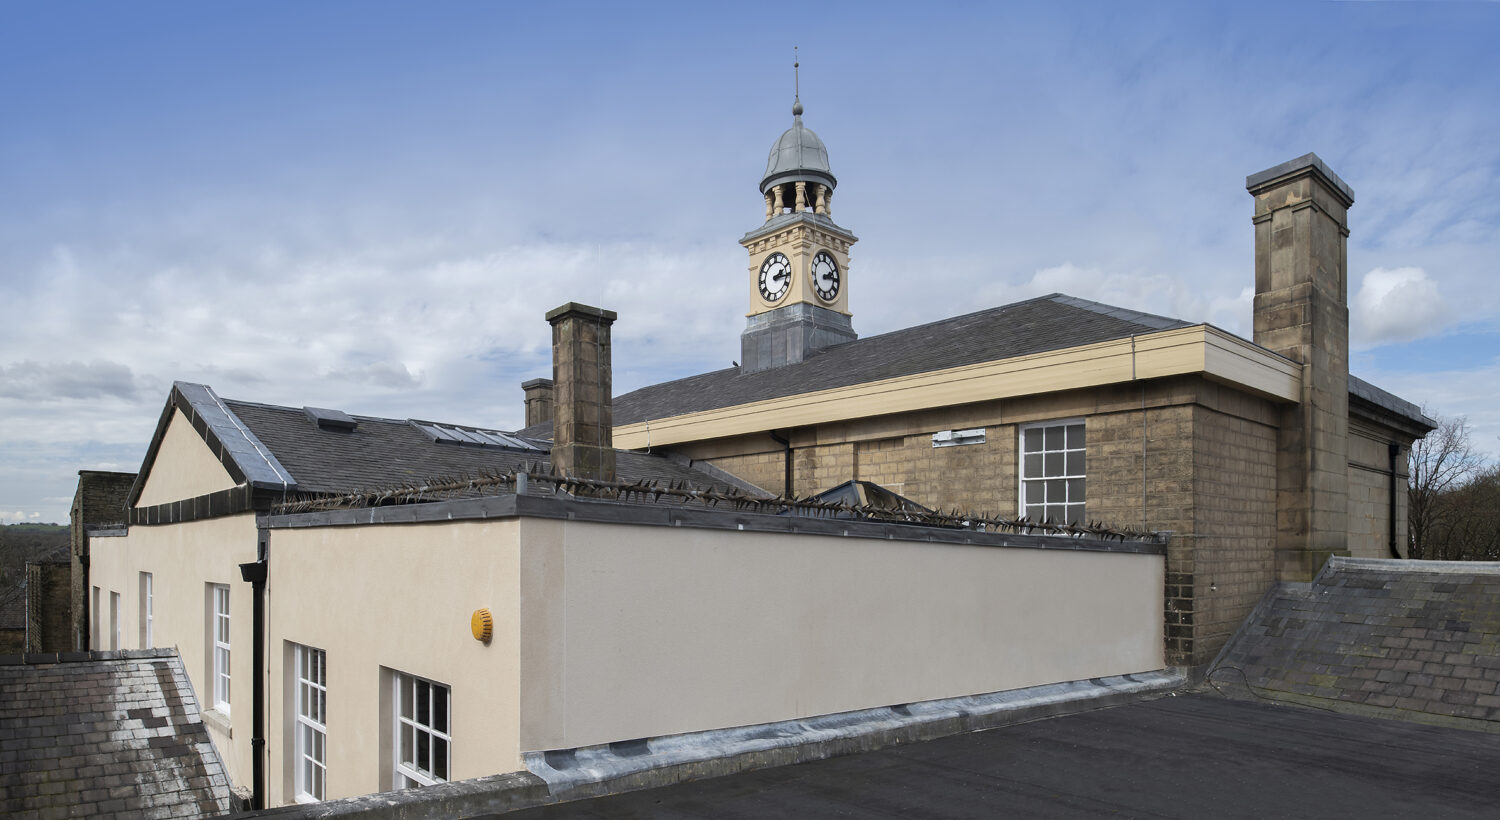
[1211,556,1500,730]
[0,649,234,819]
[1350,374,1437,432]
[519,292,1431,437]
[222,399,749,496]
[522,293,1191,436]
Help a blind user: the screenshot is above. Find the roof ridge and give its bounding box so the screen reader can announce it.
[1043,294,1189,331]
[615,293,1086,401]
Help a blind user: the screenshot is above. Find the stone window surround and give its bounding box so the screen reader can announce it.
[1018,418,1086,525]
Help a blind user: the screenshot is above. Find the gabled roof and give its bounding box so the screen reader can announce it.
[128,381,296,507]
[128,382,754,516]
[523,293,1191,436]
[224,399,746,496]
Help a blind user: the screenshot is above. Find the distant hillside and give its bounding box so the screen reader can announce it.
[0,523,70,596]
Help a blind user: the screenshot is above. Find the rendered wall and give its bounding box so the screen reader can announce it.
[135,409,239,508]
[264,519,524,806]
[86,513,261,792]
[688,376,1283,667]
[517,517,1164,752]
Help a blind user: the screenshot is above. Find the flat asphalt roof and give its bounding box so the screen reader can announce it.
[498,693,1500,818]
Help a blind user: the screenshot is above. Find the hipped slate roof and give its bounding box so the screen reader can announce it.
[520,292,1432,437]
[1212,557,1500,730]
[0,649,234,819]
[523,294,1190,436]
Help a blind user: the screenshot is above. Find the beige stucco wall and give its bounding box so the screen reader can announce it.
[687,376,1285,668]
[136,408,238,507]
[87,513,261,792]
[264,519,524,806]
[518,518,1164,752]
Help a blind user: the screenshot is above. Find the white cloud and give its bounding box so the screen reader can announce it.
[0,511,41,522]
[994,264,1254,338]
[1352,267,1447,347]
[0,360,142,401]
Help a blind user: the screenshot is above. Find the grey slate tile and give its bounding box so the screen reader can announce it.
[0,651,232,818]
[1212,557,1500,730]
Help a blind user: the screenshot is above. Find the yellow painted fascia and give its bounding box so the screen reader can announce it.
[614,325,1300,449]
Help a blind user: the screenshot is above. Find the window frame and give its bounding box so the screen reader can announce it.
[211,583,231,715]
[109,591,121,650]
[391,671,451,789]
[293,644,327,803]
[91,586,100,650]
[139,572,153,648]
[1017,418,1087,525]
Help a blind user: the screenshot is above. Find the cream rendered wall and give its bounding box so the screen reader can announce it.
[87,513,261,792]
[518,518,1164,752]
[264,519,524,806]
[135,408,238,507]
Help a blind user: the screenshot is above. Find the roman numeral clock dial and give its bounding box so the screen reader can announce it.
[759,252,791,302]
[811,251,840,301]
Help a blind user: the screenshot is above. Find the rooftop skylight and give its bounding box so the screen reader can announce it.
[410,421,542,452]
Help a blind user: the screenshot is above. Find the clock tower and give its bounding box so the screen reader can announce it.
[739,94,858,374]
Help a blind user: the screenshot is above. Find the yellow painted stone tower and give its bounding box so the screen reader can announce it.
[739,89,859,373]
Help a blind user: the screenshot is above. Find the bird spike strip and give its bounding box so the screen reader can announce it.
[270,466,1159,542]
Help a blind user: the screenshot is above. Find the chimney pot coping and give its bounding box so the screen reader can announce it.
[521,378,555,390]
[1245,152,1355,206]
[546,302,618,325]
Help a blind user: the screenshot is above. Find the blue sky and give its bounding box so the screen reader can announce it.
[2,1,1498,523]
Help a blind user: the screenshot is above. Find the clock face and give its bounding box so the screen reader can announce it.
[758,252,791,302]
[811,251,840,301]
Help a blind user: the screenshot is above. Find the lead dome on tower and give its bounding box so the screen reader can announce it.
[760,102,837,195]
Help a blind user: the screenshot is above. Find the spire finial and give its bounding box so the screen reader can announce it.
[792,46,803,117]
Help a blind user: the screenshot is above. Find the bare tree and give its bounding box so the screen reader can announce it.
[1407,413,1483,560]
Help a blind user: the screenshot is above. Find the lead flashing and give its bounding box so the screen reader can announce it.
[1245,152,1355,206]
[261,492,1166,555]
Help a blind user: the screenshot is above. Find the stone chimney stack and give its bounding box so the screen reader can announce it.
[546,303,616,482]
[521,378,554,428]
[1246,153,1354,581]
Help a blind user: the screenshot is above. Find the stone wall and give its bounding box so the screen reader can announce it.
[687,375,1284,667]
[1347,422,1406,560]
[25,561,72,653]
[69,470,137,652]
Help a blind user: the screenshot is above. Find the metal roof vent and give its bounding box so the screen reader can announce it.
[304,406,358,432]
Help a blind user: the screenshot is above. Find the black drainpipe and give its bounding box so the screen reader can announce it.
[769,430,793,497]
[1388,442,1402,559]
[238,527,269,810]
